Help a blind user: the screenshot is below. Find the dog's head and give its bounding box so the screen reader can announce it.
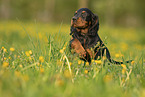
[71,8,99,35]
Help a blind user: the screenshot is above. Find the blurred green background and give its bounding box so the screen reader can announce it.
[0,0,145,27]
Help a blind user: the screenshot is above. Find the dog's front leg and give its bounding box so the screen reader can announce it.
[70,38,86,57]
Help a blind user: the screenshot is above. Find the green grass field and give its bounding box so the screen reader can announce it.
[0,21,145,97]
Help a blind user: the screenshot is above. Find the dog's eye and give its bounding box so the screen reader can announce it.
[81,12,87,18]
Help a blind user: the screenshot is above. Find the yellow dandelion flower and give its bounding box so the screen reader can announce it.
[78,60,82,65]
[59,49,64,54]
[86,62,89,66]
[37,63,40,66]
[121,64,127,69]
[2,62,9,68]
[95,60,102,65]
[40,64,42,67]
[115,54,120,58]
[3,48,7,52]
[122,78,125,83]
[39,56,44,63]
[2,46,4,49]
[4,57,7,60]
[82,61,84,64]
[8,57,11,59]
[10,47,15,52]
[103,56,106,60]
[84,70,88,74]
[122,69,126,74]
[64,42,68,46]
[19,64,23,68]
[92,59,95,63]
[69,62,72,66]
[131,61,135,65]
[29,50,32,55]
[29,57,32,61]
[25,51,30,56]
[96,68,98,71]
[40,68,44,73]
[63,47,66,50]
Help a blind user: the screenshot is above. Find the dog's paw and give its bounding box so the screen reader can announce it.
[79,50,86,57]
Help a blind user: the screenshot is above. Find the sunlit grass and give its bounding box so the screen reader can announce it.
[0,21,145,97]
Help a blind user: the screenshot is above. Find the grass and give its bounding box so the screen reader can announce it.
[0,21,145,97]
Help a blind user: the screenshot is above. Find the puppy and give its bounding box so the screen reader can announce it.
[69,8,132,64]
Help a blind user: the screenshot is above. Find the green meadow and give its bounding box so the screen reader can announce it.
[0,21,145,97]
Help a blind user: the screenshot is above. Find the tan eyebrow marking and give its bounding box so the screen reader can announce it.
[82,11,86,13]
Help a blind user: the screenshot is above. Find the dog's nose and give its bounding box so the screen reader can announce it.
[72,17,77,22]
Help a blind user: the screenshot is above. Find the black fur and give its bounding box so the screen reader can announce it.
[70,8,132,64]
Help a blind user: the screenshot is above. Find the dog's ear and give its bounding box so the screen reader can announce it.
[88,14,99,35]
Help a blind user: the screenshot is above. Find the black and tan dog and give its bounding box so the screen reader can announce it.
[69,8,132,64]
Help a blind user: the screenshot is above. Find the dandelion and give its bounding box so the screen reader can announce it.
[2,46,4,49]
[8,57,11,59]
[29,57,32,61]
[40,68,44,73]
[37,63,40,66]
[121,64,127,70]
[95,60,102,65]
[115,54,120,58]
[39,56,44,63]
[96,68,98,71]
[29,50,32,55]
[122,69,126,74]
[78,60,82,65]
[69,62,72,66]
[84,70,88,74]
[19,64,23,68]
[4,57,7,60]
[2,62,9,68]
[92,59,95,63]
[63,47,66,50]
[103,56,106,60]
[86,62,89,66]
[10,47,15,52]
[25,51,30,56]
[131,61,135,65]
[122,78,125,83]
[3,48,7,52]
[59,49,64,54]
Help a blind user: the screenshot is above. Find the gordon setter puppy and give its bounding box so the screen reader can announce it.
[69,8,132,64]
